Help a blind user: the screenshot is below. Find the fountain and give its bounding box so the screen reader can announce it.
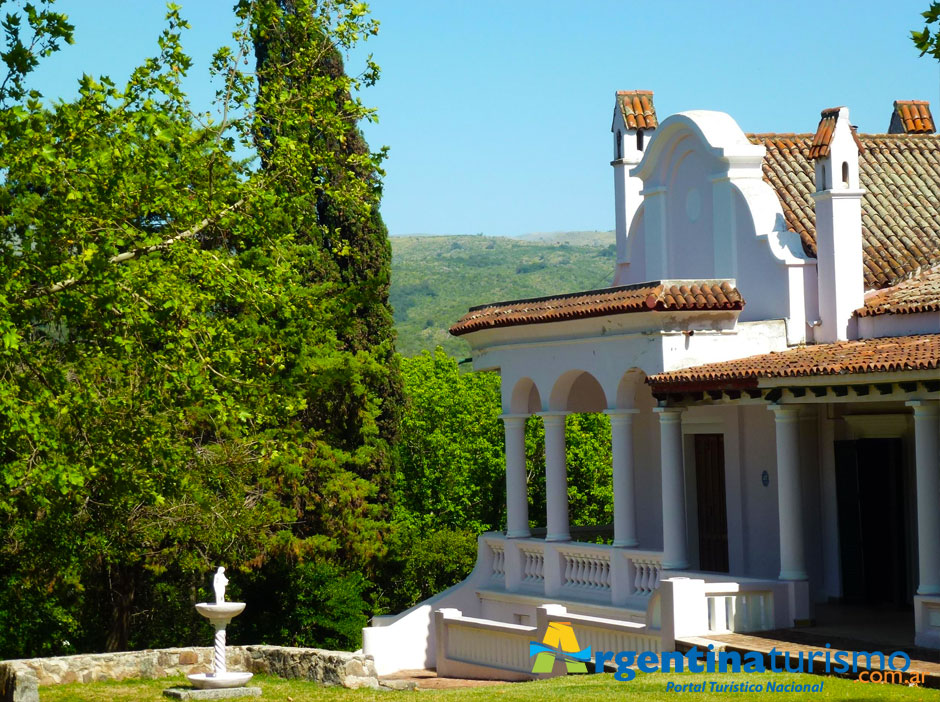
[167,567,259,698]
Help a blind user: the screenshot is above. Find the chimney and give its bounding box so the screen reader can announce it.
[611,90,656,285]
[888,100,935,134]
[809,107,865,343]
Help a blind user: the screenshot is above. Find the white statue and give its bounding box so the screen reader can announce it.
[213,567,228,605]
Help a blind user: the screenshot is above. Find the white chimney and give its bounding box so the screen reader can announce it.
[611,90,656,286]
[809,107,864,343]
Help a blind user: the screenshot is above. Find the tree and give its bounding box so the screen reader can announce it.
[913,2,940,59]
[0,0,398,656]
[244,0,403,568]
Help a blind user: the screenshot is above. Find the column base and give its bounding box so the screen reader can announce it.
[506,530,531,539]
[662,560,689,571]
[779,570,808,581]
[613,539,639,548]
[917,586,940,596]
[545,533,570,542]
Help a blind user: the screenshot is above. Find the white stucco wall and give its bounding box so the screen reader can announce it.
[858,310,940,338]
[618,112,812,345]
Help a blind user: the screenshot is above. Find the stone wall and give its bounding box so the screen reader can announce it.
[0,645,380,702]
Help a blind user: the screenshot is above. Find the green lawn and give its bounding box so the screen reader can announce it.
[41,672,939,701]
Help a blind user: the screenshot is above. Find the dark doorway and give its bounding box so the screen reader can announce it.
[834,439,908,606]
[694,434,729,573]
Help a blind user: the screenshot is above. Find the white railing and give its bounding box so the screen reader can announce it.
[489,541,506,584]
[628,556,662,597]
[435,603,661,681]
[557,544,612,594]
[704,583,774,634]
[480,534,664,607]
[520,544,545,586]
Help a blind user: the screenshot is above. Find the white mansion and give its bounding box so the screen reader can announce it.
[363,92,940,679]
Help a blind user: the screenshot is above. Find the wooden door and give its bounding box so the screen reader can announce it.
[694,434,729,573]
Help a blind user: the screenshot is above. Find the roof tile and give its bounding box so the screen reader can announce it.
[890,100,935,134]
[647,335,940,390]
[749,132,940,289]
[857,264,940,316]
[616,90,657,131]
[449,280,743,336]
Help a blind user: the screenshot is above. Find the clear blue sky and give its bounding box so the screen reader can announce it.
[28,0,940,236]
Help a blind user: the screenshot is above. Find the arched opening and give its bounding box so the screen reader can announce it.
[615,130,622,160]
[538,370,613,540]
[549,370,608,412]
[842,161,849,187]
[509,377,542,414]
[615,368,647,409]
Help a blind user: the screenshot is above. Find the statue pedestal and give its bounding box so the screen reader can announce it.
[163,687,261,700]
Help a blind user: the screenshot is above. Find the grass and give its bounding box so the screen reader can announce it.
[41,671,940,701]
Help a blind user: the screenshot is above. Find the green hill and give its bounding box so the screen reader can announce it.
[390,231,616,357]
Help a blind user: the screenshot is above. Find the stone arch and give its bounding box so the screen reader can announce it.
[509,377,542,414]
[549,370,608,412]
[615,368,648,409]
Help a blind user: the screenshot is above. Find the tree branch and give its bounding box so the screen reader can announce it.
[36,199,245,298]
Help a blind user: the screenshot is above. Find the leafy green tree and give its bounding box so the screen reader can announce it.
[245,0,402,566]
[0,0,398,656]
[394,350,505,533]
[913,2,940,58]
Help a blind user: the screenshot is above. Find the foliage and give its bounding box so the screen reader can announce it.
[238,559,370,651]
[522,412,613,530]
[394,350,505,533]
[0,0,398,657]
[390,232,616,357]
[381,525,478,612]
[913,2,940,59]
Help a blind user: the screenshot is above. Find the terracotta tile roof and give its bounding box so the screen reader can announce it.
[858,264,940,316]
[616,90,657,130]
[647,335,940,390]
[890,100,935,134]
[750,132,940,289]
[449,280,743,336]
[808,107,864,159]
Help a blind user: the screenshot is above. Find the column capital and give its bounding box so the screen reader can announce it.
[653,406,684,423]
[907,400,940,418]
[499,413,530,426]
[769,404,801,422]
[604,408,640,425]
[537,411,568,427]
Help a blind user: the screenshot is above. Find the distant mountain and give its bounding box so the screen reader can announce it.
[390,231,616,357]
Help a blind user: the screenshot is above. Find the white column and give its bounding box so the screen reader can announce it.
[655,407,688,570]
[501,414,530,538]
[908,401,940,595]
[539,412,570,542]
[605,409,640,547]
[771,406,807,581]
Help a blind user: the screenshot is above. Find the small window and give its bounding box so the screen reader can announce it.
[615,130,622,159]
[841,161,849,186]
[637,129,644,151]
